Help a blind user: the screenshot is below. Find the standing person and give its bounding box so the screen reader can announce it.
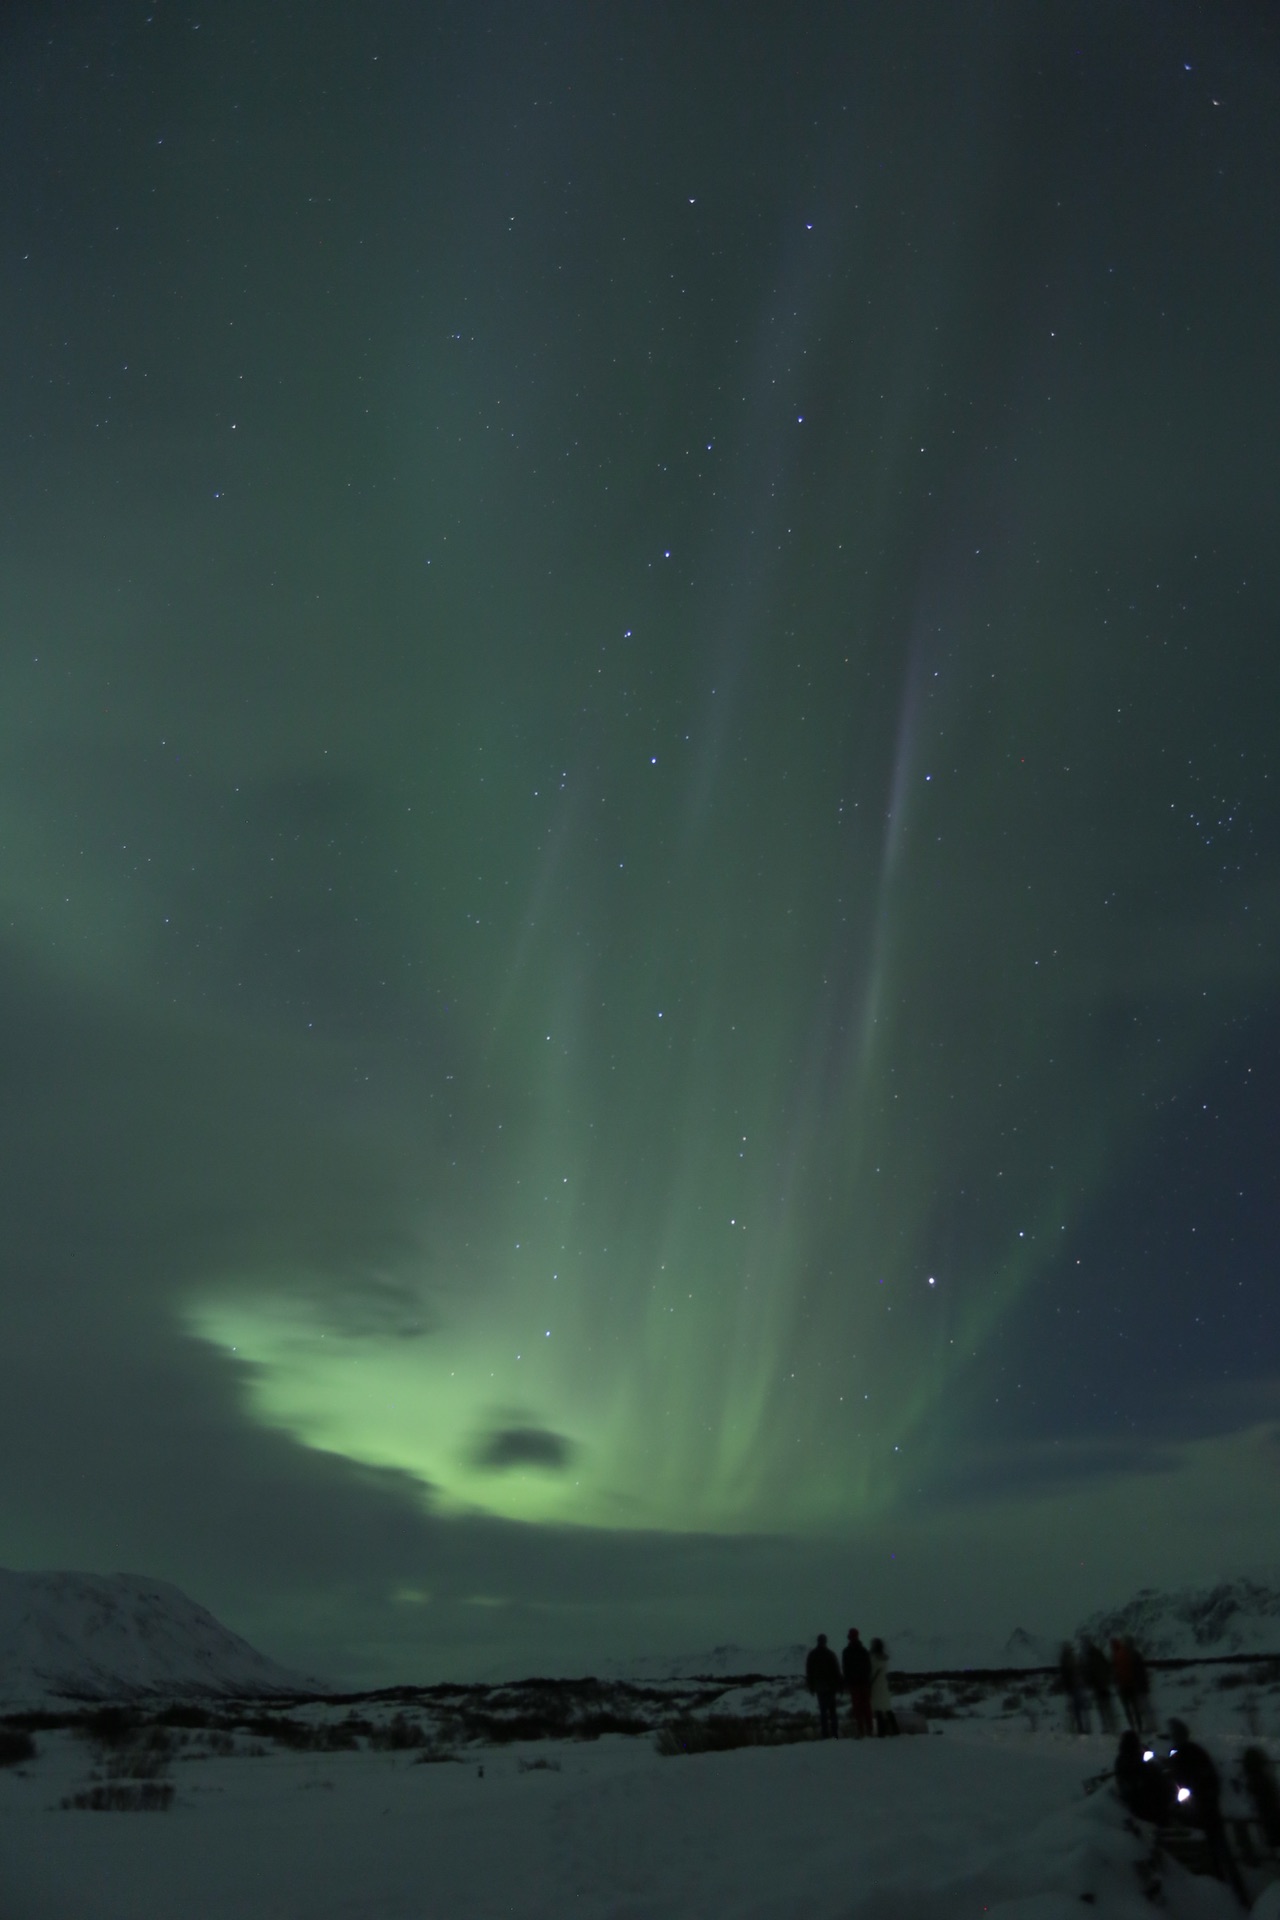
[1059,1642,1088,1734]
[805,1633,842,1739]
[1083,1639,1116,1734]
[842,1628,873,1738]
[869,1637,899,1737]
[1112,1637,1141,1732]
[1130,1640,1152,1733]
[1242,1746,1280,1848]
[1167,1718,1248,1907]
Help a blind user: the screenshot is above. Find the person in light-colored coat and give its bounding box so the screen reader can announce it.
[869,1638,898,1737]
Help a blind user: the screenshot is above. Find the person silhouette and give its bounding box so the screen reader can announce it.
[842,1628,872,1738]
[805,1633,842,1739]
[1167,1718,1247,1907]
[869,1638,899,1737]
[1114,1729,1171,1824]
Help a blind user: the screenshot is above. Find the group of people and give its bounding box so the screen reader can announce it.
[1113,1717,1280,1907]
[805,1630,898,1739]
[1059,1634,1150,1735]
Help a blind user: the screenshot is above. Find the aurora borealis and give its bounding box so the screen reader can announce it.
[1,1,1277,1681]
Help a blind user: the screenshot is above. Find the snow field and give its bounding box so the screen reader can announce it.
[0,1718,1268,1919]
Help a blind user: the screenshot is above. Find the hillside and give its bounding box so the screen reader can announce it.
[1079,1576,1280,1660]
[0,1570,315,1706]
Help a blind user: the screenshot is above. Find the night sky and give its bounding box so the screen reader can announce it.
[2,0,1277,1685]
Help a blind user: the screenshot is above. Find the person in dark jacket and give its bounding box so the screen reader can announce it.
[1114,1729,1171,1824]
[1112,1637,1143,1733]
[1243,1746,1280,1847]
[842,1628,873,1738]
[1082,1638,1116,1734]
[1167,1718,1247,1906]
[1059,1641,1088,1734]
[805,1633,842,1738]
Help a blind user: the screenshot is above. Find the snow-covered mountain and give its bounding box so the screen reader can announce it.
[887,1625,1054,1673]
[601,1627,1047,1682]
[598,1641,807,1682]
[0,1570,317,1706]
[598,1577,1280,1685]
[1077,1574,1280,1659]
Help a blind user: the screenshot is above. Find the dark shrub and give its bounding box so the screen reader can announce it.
[455,1710,565,1744]
[62,1782,174,1812]
[368,1714,426,1750]
[81,1706,142,1748]
[236,1714,361,1751]
[158,1704,213,1729]
[656,1714,812,1757]
[574,1711,649,1740]
[103,1735,172,1781]
[0,1728,35,1766]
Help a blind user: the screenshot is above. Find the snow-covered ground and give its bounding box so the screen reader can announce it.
[1,1656,1277,1918]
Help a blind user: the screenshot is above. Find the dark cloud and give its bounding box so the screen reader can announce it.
[473,1426,577,1474]
[929,1436,1182,1504]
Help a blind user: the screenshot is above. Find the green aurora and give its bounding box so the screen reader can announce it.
[1,0,1277,1677]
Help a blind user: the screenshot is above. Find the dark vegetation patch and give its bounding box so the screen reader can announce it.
[0,1728,35,1766]
[101,1734,175,1780]
[158,1703,214,1729]
[234,1713,365,1751]
[62,1782,174,1812]
[10,1648,1274,1769]
[912,1690,960,1721]
[656,1713,814,1757]
[80,1705,144,1748]
[367,1712,430,1750]
[1215,1661,1280,1692]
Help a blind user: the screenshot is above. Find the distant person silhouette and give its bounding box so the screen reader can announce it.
[1112,1637,1143,1733]
[842,1628,872,1738]
[1167,1718,1247,1907]
[1130,1640,1151,1731]
[805,1633,842,1739]
[869,1638,899,1737]
[1059,1641,1088,1734]
[1243,1745,1280,1848]
[1082,1638,1116,1734]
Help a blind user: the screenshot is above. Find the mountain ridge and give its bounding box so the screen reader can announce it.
[0,1569,317,1706]
[1078,1574,1280,1660]
[2,1569,1277,1703]
[597,1575,1280,1682]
